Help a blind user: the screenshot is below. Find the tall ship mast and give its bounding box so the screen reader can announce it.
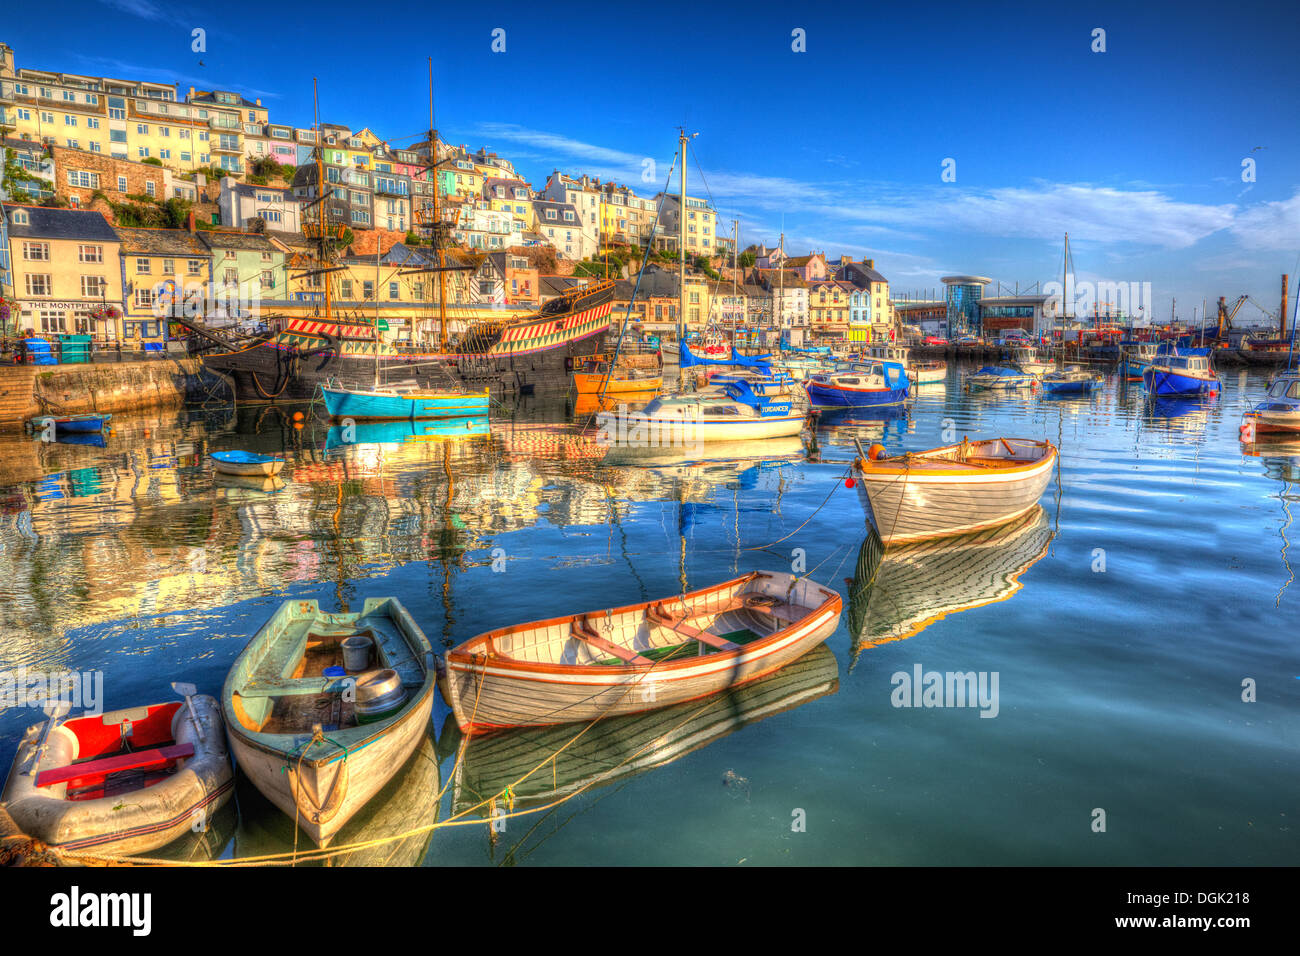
[201,73,615,402]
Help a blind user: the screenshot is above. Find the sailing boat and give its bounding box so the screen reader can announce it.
[202,71,615,402]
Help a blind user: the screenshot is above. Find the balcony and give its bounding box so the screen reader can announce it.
[211,141,242,154]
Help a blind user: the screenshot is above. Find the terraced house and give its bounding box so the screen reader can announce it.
[115,226,211,344]
[3,204,122,337]
[199,230,284,320]
[652,191,718,256]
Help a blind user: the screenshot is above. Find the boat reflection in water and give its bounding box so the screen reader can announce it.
[448,643,838,819]
[231,733,440,866]
[846,506,1053,671]
[602,436,806,475]
[213,472,286,495]
[572,389,659,420]
[1240,439,1300,604]
[809,404,909,453]
[324,415,490,451]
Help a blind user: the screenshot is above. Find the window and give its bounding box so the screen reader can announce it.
[180,152,191,163]
[261,271,274,290]
[25,274,52,295]
[67,170,99,189]
[564,210,575,222]
[341,280,353,297]
[81,275,106,297]
[87,117,100,129]
[198,131,209,141]
[479,280,493,296]
[64,115,77,126]
[362,280,374,299]
[117,175,128,193]
[40,112,54,124]
[159,148,170,160]
[23,242,50,261]
[90,142,102,153]
[162,258,175,274]
[40,310,67,333]
[65,139,79,149]
[145,181,155,197]
[110,129,127,143]
[16,108,31,121]
[12,210,29,225]
[136,258,152,274]
[160,126,170,137]
[79,245,103,263]
[137,124,149,134]
[388,281,398,299]
[138,146,150,158]
[179,129,190,139]
[135,287,156,309]
[263,210,282,224]
[223,268,237,286]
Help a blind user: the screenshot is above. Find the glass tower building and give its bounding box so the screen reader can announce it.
[942,275,991,335]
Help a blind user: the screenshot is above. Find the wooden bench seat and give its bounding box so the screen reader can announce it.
[36,742,195,789]
[647,605,740,651]
[571,618,652,665]
[236,675,353,698]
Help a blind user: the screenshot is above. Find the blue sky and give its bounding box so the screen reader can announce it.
[8,0,1300,324]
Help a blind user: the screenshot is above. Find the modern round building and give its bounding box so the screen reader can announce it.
[941,275,991,336]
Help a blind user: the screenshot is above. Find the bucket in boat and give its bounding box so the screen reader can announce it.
[353,669,406,724]
[341,635,372,672]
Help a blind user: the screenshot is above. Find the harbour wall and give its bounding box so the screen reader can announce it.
[0,358,225,426]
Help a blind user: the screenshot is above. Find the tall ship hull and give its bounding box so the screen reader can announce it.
[202,280,615,402]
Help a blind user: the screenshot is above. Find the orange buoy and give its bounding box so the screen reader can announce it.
[844,477,856,489]
[867,443,887,461]
[292,411,304,422]
[294,422,304,431]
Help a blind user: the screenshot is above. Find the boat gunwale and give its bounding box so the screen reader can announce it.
[852,439,1057,481]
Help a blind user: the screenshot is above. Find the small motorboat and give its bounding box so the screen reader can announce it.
[222,597,437,847]
[805,361,910,408]
[210,450,285,477]
[850,437,1057,544]
[1,686,233,858]
[609,380,806,445]
[967,366,1038,390]
[26,413,112,437]
[1040,366,1104,395]
[440,571,842,733]
[908,360,947,385]
[702,370,803,402]
[1241,370,1300,438]
[1007,346,1052,377]
[320,383,490,421]
[1142,345,1220,396]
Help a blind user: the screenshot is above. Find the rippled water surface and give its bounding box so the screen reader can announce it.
[1,364,1296,865]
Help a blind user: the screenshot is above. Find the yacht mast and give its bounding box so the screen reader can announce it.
[678,127,687,387]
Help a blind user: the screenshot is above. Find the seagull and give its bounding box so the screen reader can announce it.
[1252,146,1266,151]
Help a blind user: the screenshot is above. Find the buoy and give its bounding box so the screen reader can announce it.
[293,411,304,422]
[844,477,856,489]
[294,422,304,431]
[1240,417,1256,443]
[867,443,887,461]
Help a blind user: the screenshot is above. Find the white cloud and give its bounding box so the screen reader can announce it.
[1229,192,1300,250]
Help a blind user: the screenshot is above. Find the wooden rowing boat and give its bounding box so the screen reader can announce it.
[2,694,233,857]
[441,571,842,734]
[222,597,437,847]
[851,438,1056,544]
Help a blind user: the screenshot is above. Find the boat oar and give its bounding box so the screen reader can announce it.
[28,701,71,778]
[171,681,206,742]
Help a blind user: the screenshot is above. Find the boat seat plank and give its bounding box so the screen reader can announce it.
[35,742,195,788]
[647,605,739,651]
[250,618,315,683]
[571,618,652,665]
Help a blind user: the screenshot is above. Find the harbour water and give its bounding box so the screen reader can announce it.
[1,365,1296,866]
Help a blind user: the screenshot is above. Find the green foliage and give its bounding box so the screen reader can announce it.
[1,141,47,204]
[694,255,720,280]
[247,174,268,185]
[738,251,756,268]
[141,157,163,167]
[404,230,424,246]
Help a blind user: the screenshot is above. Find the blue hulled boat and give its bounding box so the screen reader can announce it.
[320,384,489,421]
[804,361,909,408]
[27,413,112,435]
[1040,366,1104,395]
[966,366,1037,390]
[1142,345,1219,397]
[1119,341,1159,381]
[325,416,490,450]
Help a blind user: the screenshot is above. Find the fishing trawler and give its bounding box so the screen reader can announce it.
[200,82,613,402]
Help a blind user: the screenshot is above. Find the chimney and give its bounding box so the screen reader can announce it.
[866,259,874,269]
[188,86,196,99]
[188,208,196,233]
[255,98,262,106]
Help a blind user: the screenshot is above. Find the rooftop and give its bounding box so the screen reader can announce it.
[5,205,119,242]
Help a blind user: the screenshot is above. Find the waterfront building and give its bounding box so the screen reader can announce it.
[834,256,892,342]
[785,252,830,282]
[115,226,212,343]
[483,177,533,233]
[597,182,658,249]
[978,294,1052,336]
[198,229,284,323]
[184,88,266,177]
[753,243,788,270]
[2,204,122,337]
[808,277,852,341]
[753,268,810,333]
[942,275,991,336]
[541,172,602,244]
[490,250,539,306]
